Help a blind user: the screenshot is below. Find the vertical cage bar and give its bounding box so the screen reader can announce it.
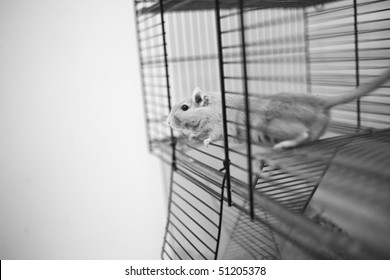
[161,161,176,259]
[303,8,312,94]
[239,0,254,220]
[353,0,361,130]
[134,3,152,152]
[214,168,226,260]
[158,0,177,167]
[215,0,232,206]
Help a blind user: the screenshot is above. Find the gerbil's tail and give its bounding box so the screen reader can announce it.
[322,67,390,109]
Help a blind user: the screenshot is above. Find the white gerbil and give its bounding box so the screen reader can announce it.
[167,68,390,149]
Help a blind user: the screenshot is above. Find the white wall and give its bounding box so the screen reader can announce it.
[0,0,167,259]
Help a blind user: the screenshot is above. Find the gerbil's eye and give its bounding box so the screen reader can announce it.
[181,104,189,111]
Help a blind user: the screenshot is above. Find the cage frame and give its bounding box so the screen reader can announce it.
[134,0,390,260]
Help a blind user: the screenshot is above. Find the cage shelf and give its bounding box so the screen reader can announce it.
[161,129,390,259]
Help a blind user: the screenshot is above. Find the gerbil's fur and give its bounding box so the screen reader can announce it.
[167,68,390,149]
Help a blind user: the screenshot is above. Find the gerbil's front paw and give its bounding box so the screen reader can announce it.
[273,140,295,150]
[203,138,211,148]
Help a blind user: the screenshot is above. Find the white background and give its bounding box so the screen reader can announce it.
[0,0,166,259]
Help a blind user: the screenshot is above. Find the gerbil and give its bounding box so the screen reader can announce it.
[167,68,390,149]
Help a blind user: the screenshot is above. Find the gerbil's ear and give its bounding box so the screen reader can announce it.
[192,87,209,107]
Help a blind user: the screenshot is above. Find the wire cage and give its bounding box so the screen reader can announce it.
[134,0,390,259]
